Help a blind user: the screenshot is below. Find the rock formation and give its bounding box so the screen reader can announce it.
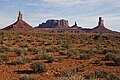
[71,22,82,29]
[91,17,112,33]
[2,11,33,31]
[36,19,69,28]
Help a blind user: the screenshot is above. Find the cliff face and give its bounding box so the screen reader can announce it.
[36,19,69,28]
[2,11,33,31]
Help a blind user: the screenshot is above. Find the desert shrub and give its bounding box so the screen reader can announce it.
[47,56,55,63]
[19,44,29,48]
[15,37,21,42]
[54,46,65,52]
[58,66,84,77]
[0,55,8,64]
[31,62,48,73]
[0,46,14,53]
[79,48,94,54]
[93,49,104,54]
[112,57,120,66]
[28,47,37,53]
[95,42,102,50]
[34,54,50,60]
[46,48,55,53]
[44,42,52,46]
[102,53,116,61]
[72,66,84,73]
[15,48,27,56]
[56,57,64,62]
[0,40,4,44]
[18,35,23,39]
[59,51,67,55]
[34,47,46,54]
[27,39,34,43]
[61,43,69,49]
[87,70,120,80]
[11,56,32,65]
[101,35,109,40]
[58,70,74,77]
[67,49,77,59]
[79,54,91,60]
[93,34,101,40]
[103,48,120,54]
[106,73,120,80]
[90,70,109,79]
[68,76,86,80]
[19,75,38,80]
[5,43,12,47]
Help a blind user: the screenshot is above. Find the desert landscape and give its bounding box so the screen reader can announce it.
[0,0,120,79]
[0,12,120,80]
[0,30,120,80]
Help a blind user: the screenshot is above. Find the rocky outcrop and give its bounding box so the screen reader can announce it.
[2,11,33,31]
[36,19,69,28]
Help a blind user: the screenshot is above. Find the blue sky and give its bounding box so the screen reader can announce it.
[0,0,120,31]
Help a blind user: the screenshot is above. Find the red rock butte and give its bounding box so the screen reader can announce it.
[2,11,33,31]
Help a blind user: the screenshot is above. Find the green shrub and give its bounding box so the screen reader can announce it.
[19,75,38,80]
[31,62,48,73]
